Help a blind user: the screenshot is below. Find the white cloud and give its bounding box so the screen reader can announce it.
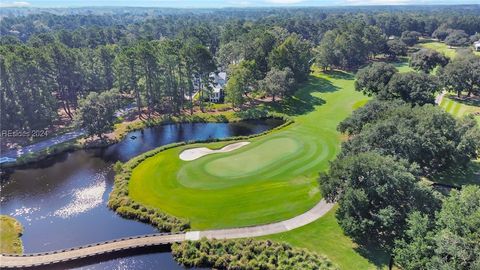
[0,1,31,7]
[265,0,306,4]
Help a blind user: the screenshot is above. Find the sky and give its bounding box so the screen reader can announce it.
[0,0,477,8]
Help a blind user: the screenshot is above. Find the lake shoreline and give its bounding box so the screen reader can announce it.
[0,111,290,170]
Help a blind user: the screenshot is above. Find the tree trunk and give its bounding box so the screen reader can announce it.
[64,99,73,120]
[134,85,142,117]
[389,255,394,270]
[189,91,194,115]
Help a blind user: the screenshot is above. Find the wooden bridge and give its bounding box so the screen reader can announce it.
[0,233,185,268]
[0,199,334,269]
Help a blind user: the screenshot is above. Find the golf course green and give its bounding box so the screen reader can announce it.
[128,68,367,230]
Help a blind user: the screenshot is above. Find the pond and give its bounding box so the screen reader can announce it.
[0,119,284,269]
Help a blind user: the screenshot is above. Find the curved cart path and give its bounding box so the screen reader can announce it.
[0,199,334,268]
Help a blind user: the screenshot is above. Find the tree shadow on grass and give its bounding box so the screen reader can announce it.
[324,70,355,80]
[431,160,480,186]
[354,245,391,270]
[266,75,340,116]
[447,95,480,108]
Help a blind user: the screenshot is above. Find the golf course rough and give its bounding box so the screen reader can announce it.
[128,68,368,230]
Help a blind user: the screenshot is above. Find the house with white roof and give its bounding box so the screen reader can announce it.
[189,72,227,103]
[208,72,227,103]
[474,40,480,51]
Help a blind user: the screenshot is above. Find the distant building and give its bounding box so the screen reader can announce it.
[474,41,480,51]
[189,72,227,103]
[208,72,227,103]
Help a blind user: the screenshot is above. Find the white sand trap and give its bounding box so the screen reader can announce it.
[179,142,250,161]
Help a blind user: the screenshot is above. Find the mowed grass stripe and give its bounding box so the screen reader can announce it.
[129,69,367,230]
[450,101,462,116]
[443,98,454,113]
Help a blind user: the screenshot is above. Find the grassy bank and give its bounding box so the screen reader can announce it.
[0,215,23,254]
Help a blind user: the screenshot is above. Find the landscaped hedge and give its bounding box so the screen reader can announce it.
[171,238,338,270]
[108,113,293,232]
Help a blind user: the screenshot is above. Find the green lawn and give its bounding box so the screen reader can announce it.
[419,41,480,59]
[439,95,480,125]
[128,67,387,269]
[431,159,480,186]
[262,206,390,270]
[129,68,367,230]
[419,41,458,59]
[0,215,23,254]
[393,60,412,73]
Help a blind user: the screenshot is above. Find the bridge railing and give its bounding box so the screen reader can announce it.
[1,232,184,258]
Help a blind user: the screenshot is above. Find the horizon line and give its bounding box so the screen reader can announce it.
[2,4,479,9]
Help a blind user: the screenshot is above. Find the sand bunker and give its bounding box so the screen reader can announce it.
[179,142,250,161]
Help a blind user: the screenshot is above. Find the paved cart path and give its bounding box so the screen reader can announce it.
[0,130,85,162]
[0,199,334,268]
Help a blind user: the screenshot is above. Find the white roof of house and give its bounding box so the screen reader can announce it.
[209,72,227,85]
[218,72,227,81]
[208,71,227,94]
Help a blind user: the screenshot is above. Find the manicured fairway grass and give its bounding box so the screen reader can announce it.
[128,68,382,269]
[392,59,412,73]
[0,215,23,254]
[419,41,458,59]
[262,206,390,270]
[129,68,367,230]
[439,95,480,125]
[419,41,480,58]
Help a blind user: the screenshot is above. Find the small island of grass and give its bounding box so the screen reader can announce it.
[0,215,24,254]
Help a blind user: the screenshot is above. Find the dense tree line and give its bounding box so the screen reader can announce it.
[320,151,440,249]
[2,6,479,136]
[356,52,480,101]
[438,53,480,97]
[2,6,480,48]
[1,43,119,130]
[355,63,440,105]
[315,23,387,70]
[2,17,315,135]
[339,102,479,175]
[321,100,479,265]
[394,185,480,270]
[172,238,338,270]
[321,62,480,265]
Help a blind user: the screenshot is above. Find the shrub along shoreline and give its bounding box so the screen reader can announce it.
[108,113,293,232]
[172,238,338,270]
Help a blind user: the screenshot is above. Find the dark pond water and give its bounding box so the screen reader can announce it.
[0,119,283,269]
